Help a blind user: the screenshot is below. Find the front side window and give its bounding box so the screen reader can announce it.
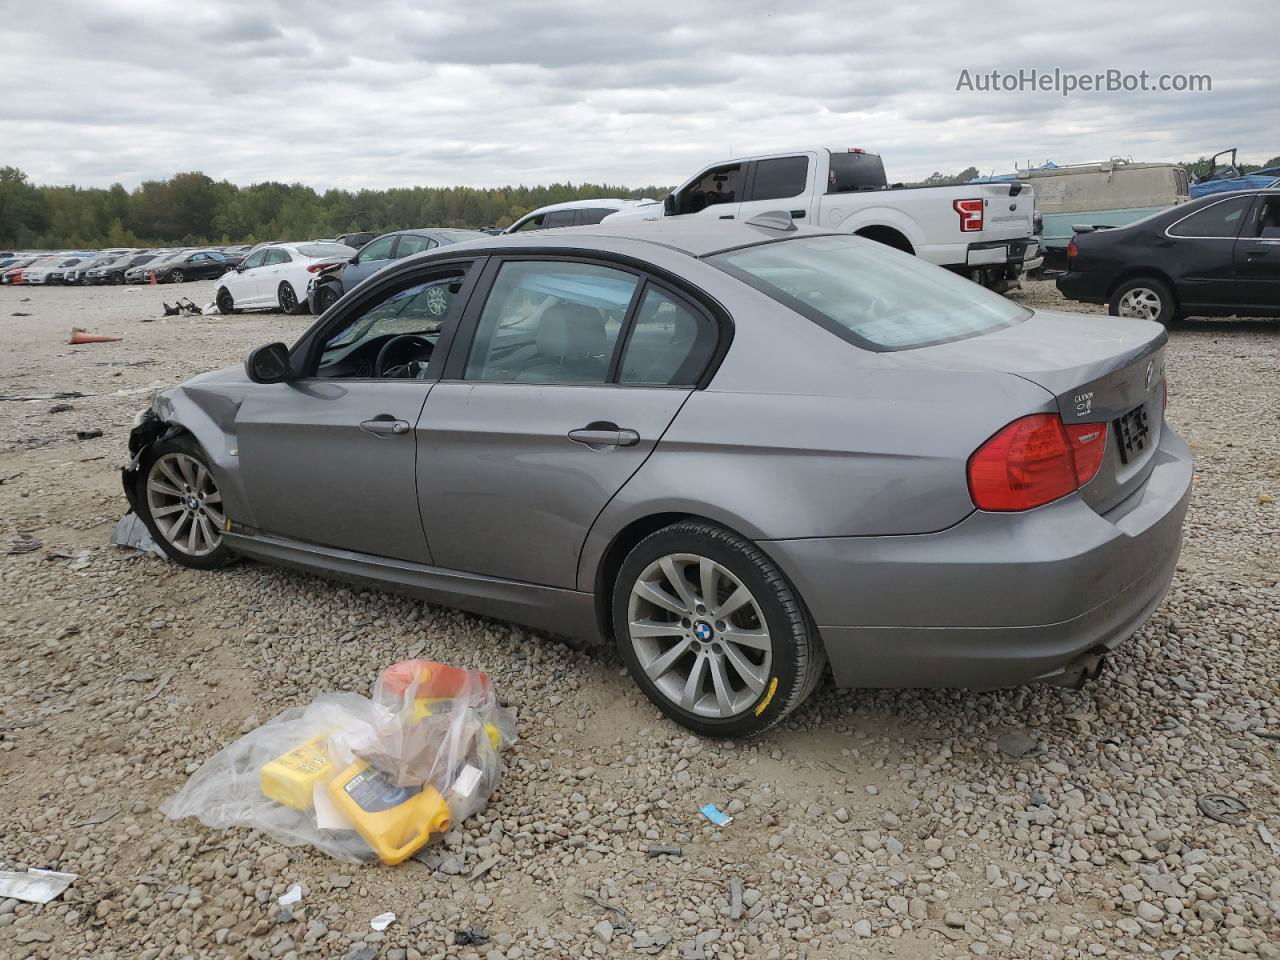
[357,235,396,262]
[1168,195,1252,238]
[712,235,1030,351]
[618,287,717,385]
[241,249,268,270]
[512,214,546,232]
[681,163,744,213]
[750,156,809,201]
[317,270,467,379]
[464,261,637,384]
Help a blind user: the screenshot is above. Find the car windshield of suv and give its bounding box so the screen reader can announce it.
[711,234,1030,351]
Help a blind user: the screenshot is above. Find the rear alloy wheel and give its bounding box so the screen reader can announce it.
[138,436,233,569]
[614,521,826,737]
[216,287,237,314]
[1109,277,1178,325]
[111,272,125,285]
[170,269,185,283]
[278,282,299,314]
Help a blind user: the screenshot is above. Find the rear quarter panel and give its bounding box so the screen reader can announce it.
[576,279,1056,590]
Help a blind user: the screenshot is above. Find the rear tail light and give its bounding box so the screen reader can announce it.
[968,413,1107,511]
[307,261,338,273]
[1066,239,1079,259]
[953,198,984,232]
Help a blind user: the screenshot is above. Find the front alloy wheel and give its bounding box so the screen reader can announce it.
[146,451,224,557]
[170,269,185,283]
[278,283,298,313]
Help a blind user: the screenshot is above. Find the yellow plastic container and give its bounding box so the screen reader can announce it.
[327,760,452,865]
[260,734,335,811]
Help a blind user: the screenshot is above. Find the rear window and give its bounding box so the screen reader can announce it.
[827,152,888,193]
[297,243,356,258]
[710,235,1030,351]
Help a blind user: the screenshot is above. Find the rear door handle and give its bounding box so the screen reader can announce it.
[718,214,735,220]
[1245,245,1273,256]
[790,210,807,219]
[360,417,410,436]
[568,424,640,448]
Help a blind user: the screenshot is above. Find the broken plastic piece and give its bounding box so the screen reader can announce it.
[0,869,77,904]
[700,803,733,827]
[111,511,167,559]
[278,883,304,906]
[369,911,396,931]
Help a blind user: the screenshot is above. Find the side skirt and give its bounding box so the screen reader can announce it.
[224,531,601,644]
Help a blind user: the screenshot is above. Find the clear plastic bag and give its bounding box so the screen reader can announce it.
[161,661,514,864]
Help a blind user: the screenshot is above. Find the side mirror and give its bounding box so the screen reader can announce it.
[663,194,677,216]
[245,342,293,384]
[348,256,359,265]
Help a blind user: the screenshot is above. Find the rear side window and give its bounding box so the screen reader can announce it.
[619,287,717,385]
[712,235,1029,351]
[265,249,291,265]
[543,210,576,228]
[577,207,617,225]
[465,261,637,384]
[750,157,808,201]
[1168,196,1253,238]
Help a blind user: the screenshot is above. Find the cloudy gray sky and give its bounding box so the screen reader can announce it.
[1,0,1272,190]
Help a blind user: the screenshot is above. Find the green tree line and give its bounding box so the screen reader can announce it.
[0,166,671,249]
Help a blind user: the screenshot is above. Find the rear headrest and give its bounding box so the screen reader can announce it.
[537,303,606,359]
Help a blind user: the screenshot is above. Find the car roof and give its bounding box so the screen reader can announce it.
[522,198,655,216]
[438,217,840,260]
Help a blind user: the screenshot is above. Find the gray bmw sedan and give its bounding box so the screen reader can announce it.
[123,215,1192,737]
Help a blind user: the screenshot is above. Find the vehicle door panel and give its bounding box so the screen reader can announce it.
[1233,196,1280,310]
[736,154,815,224]
[235,380,434,562]
[345,235,396,290]
[1166,194,1252,307]
[672,162,746,220]
[416,383,687,586]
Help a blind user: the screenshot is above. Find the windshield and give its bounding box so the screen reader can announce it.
[711,235,1030,351]
[827,152,888,193]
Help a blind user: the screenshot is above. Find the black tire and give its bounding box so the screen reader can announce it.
[111,272,124,285]
[215,287,238,314]
[278,282,300,314]
[135,434,234,570]
[612,520,826,738]
[315,284,340,313]
[1109,276,1179,326]
[170,269,185,283]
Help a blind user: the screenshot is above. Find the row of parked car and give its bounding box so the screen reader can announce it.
[0,245,255,286]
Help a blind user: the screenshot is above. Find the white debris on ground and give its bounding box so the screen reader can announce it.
[0,278,1277,960]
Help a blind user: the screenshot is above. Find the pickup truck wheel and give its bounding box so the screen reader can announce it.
[1110,277,1179,326]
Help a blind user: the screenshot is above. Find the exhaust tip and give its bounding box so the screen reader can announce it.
[1044,651,1107,689]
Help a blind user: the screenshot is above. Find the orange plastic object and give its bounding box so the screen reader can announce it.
[68,327,122,344]
[327,760,451,865]
[379,660,490,699]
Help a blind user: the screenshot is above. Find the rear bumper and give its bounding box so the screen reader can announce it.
[759,423,1192,689]
[1056,271,1110,304]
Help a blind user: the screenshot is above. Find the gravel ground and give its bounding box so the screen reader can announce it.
[0,278,1277,960]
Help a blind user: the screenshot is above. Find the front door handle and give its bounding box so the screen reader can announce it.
[1245,245,1272,256]
[360,417,410,436]
[718,214,735,220]
[790,209,807,219]
[568,424,640,449]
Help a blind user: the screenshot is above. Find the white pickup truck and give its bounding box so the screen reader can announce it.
[611,146,1041,288]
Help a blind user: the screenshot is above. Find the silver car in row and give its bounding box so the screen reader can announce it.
[123,216,1191,736]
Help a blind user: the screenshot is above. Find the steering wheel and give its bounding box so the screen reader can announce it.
[374,334,433,378]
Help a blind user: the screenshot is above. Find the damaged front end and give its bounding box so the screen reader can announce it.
[121,405,176,512]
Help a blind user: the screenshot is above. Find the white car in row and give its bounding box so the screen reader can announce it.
[214,241,356,314]
[504,198,658,233]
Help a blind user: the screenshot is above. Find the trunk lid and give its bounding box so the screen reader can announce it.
[973,182,1036,243]
[889,309,1167,514]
